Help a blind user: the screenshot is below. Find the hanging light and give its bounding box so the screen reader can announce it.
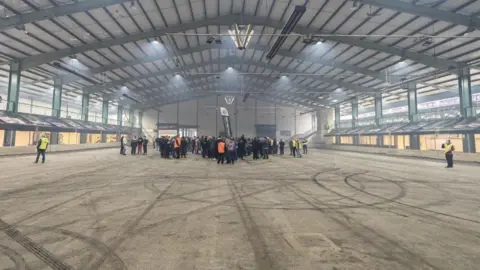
[228,24,254,50]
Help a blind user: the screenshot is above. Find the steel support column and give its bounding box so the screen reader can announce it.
[274,103,277,136]
[138,111,143,130]
[463,133,476,153]
[129,108,135,128]
[176,102,180,135]
[334,105,340,130]
[102,99,108,125]
[52,76,62,117]
[351,99,358,128]
[216,96,219,136]
[374,93,383,126]
[7,61,21,113]
[458,67,474,118]
[117,105,123,126]
[407,82,418,122]
[101,98,108,142]
[294,108,297,135]
[351,99,359,145]
[81,91,89,121]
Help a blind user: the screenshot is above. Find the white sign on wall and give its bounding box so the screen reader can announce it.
[219,107,229,117]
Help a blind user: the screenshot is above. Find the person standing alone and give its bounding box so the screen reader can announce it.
[442,140,455,168]
[34,134,49,163]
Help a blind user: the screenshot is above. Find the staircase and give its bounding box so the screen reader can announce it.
[308,131,331,149]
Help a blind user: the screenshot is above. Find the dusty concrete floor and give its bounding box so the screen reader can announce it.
[0,148,479,270]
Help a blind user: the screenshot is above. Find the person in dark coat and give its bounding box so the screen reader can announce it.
[279,139,285,155]
[143,136,148,155]
[201,136,208,158]
[237,135,246,160]
[252,138,259,160]
[181,137,187,158]
[130,136,137,155]
[262,137,270,159]
[209,137,216,159]
[273,138,277,155]
[120,136,126,155]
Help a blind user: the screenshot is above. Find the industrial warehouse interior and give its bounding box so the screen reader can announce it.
[1,0,480,269]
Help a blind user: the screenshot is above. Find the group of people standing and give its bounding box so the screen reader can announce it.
[120,135,148,156]
[155,135,189,159]
[289,138,307,158]
[120,134,309,164]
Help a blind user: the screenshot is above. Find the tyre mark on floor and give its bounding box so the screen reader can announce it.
[0,244,28,270]
[344,175,480,225]
[0,219,73,270]
[227,178,277,270]
[87,164,189,270]
[285,184,440,270]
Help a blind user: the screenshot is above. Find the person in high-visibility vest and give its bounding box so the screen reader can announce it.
[174,135,182,159]
[34,134,49,164]
[217,139,226,164]
[441,140,455,168]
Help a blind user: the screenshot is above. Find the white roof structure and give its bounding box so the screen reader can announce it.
[1,0,480,109]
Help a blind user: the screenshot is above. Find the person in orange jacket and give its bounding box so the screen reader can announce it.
[217,139,226,164]
[174,135,182,159]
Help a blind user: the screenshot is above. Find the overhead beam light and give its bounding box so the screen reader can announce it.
[16,24,27,34]
[266,5,306,59]
[351,1,359,10]
[206,35,215,44]
[302,34,322,44]
[228,24,254,50]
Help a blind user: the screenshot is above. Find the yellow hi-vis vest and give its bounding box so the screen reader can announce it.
[444,144,453,154]
[38,137,49,150]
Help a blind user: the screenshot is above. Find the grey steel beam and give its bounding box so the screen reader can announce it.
[134,79,321,109]
[19,15,233,69]
[19,14,460,71]
[249,15,461,70]
[0,0,129,32]
[56,43,383,85]
[44,42,447,96]
[60,44,214,85]
[356,0,480,31]
[82,56,373,96]
[133,78,321,110]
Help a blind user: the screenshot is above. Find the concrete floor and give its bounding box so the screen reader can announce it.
[0,149,479,270]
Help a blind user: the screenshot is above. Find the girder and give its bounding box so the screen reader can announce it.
[131,79,322,109]
[18,14,461,71]
[0,0,129,32]
[81,56,374,96]
[356,0,480,31]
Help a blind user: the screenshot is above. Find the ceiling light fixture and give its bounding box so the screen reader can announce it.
[69,55,77,60]
[266,5,306,59]
[302,34,321,44]
[206,35,215,44]
[228,24,254,50]
[351,1,359,10]
[16,24,28,34]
